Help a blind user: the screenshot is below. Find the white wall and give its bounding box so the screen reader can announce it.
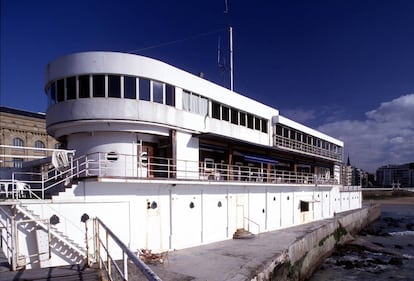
[175,131,199,179]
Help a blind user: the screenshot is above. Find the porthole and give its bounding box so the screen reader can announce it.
[217,201,222,208]
[262,208,265,213]
[151,201,158,209]
[106,152,118,161]
[189,202,195,209]
[287,196,290,200]
[273,196,276,201]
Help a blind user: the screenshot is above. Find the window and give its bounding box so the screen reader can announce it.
[106,152,118,161]
[300,201,309,212]
[261,119,268,133]
[212,102,220,119]
[247,114,254,129]
[108,75,121,98]
[276,125,282,136]
[231,108,238,124]
[254,117,261,131]
[93,75,105,97]
[240,112,246,126]
[54,143,61,149]
[79,75,90,98]
[13,158,23,168]
[13,138,24,147]
[182,91,208,115]
[34,140,45,148]
[165,84,175,106]
[49,82,56,105]
[152,81,164,103]
[221,106,229,121]
[57,79,65,102]
[139,78,150,101]
[66,76,76,100]
[124,76,136,99]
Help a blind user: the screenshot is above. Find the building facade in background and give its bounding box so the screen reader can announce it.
[376,163,414,188]
[0,106,59,168]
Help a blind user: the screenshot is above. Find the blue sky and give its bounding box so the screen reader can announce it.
[1,0,414,173]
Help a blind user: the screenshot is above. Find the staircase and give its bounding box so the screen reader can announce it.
[12,203,87,266]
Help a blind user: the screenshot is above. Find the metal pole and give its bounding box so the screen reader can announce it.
[229,26,234,91]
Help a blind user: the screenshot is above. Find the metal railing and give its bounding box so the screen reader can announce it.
[93,217,162,281]
[273,135,342,161]
[2,151,339,201]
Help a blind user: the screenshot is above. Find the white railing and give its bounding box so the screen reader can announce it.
[273,135,342,161]
[2,151,338,201]
[93,217,162,281]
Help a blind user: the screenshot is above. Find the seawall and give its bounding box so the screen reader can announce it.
[257,204,381,281]
[148,204,381,281]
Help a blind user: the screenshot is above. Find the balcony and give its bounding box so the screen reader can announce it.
[273,135,342,162]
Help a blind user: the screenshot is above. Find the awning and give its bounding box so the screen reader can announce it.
[242,154,278,165]
[300,199,320,203]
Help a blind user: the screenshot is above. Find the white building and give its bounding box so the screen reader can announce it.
[0,52,361,271]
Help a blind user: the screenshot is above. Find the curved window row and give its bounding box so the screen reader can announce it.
[46,74,268,134]
[211,101,268,133]
[47,75,176,107]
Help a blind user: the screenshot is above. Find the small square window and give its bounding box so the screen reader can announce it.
[212,102,220,119]
[93,75,105,97]
[240,112,246,126]
[79,75,90,98]
[57,79,65,102]
[247,114,254,129]
[152,81,164,103]
[124,76,136,99]
[166,84,175,106]
[231,108,238,125]
[222,106,229,121]
[66,76,76,100]
[108,75,121,98]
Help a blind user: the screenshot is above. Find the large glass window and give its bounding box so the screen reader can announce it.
[231,108,238,124]
[79,75,90,98]
[182,91,208,115]
[124,76,136,99]
[13,137,24,147]
[57,79,65,102]
[93,75,105,97]
[152,81,164,103]
[221,106,229,121]
[247,114,254,129]
[212,102,220,119]
[261,119,268,133]
[165,84,175,106]
[139,78,150,101]
[254,117,261,131]
[240,112,246,126]
[66,76,76,100]
[108,75,121,98]
[49,82,56,104]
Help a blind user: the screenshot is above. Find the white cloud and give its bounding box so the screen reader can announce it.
[317,94,414,173]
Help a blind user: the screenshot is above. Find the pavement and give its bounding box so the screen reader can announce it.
[147,218,335,281]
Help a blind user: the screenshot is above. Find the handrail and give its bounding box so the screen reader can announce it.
[0,206,14,270]
[93,217,162,281]
[244,217,260,236]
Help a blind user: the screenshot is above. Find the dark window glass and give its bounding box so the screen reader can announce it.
[108,75,121,98]
[124,76,136,99]
[35,140,45,148]
[13,158,23,168]
[93,75,105,97]
[66,76,76,100]
[139,78,150,101]
[13,138,24,147]
[231,108,238,124]
[276,125,282,135]
[247,114,254,129]
[152,81,163,103]
[49,82,56,104]
[212,102,220,119]
[166,84,175,106]
[79,75,90,98]
[222,106,229,121]
[254,117,261,131]
[283,127,289,138]
[261,119,268,133]
[57,79,65,102]
[240,112,246,126]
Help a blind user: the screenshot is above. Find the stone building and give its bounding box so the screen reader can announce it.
[0,106,59,168]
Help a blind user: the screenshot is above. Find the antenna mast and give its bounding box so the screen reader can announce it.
[229,26,234,91]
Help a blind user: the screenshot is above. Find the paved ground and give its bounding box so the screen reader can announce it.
[146,217,334,281]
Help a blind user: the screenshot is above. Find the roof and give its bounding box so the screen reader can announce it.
[0,106,46,120]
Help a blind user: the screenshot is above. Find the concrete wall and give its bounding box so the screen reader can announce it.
[256,204,381,281]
